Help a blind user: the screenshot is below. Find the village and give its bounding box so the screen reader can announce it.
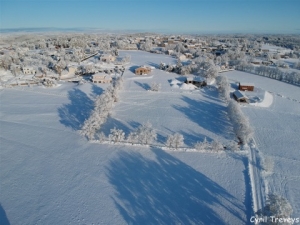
[1,33,300,225]
[1,33,299,88]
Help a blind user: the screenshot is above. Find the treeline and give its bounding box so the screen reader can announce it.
[236,63,300,85]
[227,100,253,145]
[80,77,123,140]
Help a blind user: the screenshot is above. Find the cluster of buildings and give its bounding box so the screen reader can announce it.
[233,83,255,103]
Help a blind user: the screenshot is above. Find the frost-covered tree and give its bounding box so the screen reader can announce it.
[227,141,240,151]
[256,194,293,225]
[202,64,218,80]
[109,127,125,143]
[228,100,253,144]
[139,40,153,52]
[135,122,157,145]
[96,132,106,143]
[166,133,184,149]
[80,78,123,140]
[127,131,138,144]
[262,156,274,174]
[194,138,209,151]
[216,75,230,101]
[211,140,223,151]
[150,82,161,92]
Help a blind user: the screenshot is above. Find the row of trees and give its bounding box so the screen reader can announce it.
[236,62,300,85]
[95,123,241,151]
[227,100,253,144]
[80,77,123,140]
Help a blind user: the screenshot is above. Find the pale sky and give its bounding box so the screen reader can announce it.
[1,0,299,34]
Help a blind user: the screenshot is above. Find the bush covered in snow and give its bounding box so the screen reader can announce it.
[150,82,161,92]
[256,194,293,224]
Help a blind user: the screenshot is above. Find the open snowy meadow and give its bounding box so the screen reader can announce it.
[0,51,253,224]
[224,70,300,218]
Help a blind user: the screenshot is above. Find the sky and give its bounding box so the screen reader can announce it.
[1,0,300,34]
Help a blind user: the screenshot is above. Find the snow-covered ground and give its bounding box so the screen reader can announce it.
[224,70,300,217]
[0,51,253,224]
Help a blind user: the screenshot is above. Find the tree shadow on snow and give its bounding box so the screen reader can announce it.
[134,81,151,91]
[58,88,94,130]
[225,153,253,223]
[179,130,213,146]
[91,84,103,98]
[173,96,233,139]
[99,117,131,137]
[106,148,247,225]
[129,65,139,74]
[146,62,159,69]
[0,204,10,225]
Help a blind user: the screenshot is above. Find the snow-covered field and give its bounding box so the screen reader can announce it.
[224,70,300,217]
[0,51,252,224]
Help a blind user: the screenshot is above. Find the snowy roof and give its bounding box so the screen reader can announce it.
[186,76,205,82]
[170,79,181,85]
[180,83,196,90]
[93,73,107,78]
[239,83,254,86]
[233,90,248,99]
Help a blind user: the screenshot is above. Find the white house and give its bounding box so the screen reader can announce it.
[178,54,187,61]
[92,73,112,84]
[100,54,116,63]
[22,67,36,75]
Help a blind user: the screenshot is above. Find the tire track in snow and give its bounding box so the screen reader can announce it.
[248,139,266,214]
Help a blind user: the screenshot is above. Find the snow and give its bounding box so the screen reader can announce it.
[0,51,252,224]
[249,91,273,108]
[170,79,181,85]
[180,83,197,90]
[224,70,300,217]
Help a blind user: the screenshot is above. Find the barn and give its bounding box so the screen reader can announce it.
[233,90,249,103]
[239,83,254,91]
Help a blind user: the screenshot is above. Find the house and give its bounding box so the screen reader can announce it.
[100,54,115,63]
[135,66,151,75]
[184,53,193,59]
[233,90,249,103]
[167,50,174,55]
[185,76,207,87]
[239,83,254,91]
[22,67,36,75]
[262,61,272,66]
[251,59,261,65]
[60,66,77,80]
[67,65,77,75]
[178,54,186,61]
[92,73,112,84]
